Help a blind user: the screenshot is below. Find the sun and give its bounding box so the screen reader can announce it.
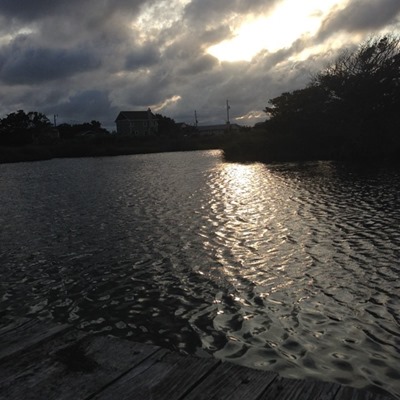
[207,0,348,62]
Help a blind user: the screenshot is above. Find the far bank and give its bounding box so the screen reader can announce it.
[0,134,231,164]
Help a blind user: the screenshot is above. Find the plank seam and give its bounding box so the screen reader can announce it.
[176,359,222,400]
[0,321,74,363]
[0,318,33,337]
[254,374,280,400]
[84,346,164,400]
[330,384,343,400]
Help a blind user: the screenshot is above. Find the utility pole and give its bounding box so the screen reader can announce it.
[194,110,198,128]
[53,114,58,127]
[226,100,231,131]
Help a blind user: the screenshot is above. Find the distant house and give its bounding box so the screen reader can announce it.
[176,122,190,130]
[196,123,241,135]
[115,109,158,136]
[175,122,198,135]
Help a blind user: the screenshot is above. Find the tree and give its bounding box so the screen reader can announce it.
[263,35,400,160]
[314,35,400,158]
[155,114,178,136]
[0,110,51,132]
[265,85,332,135]
[57,120,109,140]
[0,110,52,146]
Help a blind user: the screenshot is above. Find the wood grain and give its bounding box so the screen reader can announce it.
[0,319,396,400]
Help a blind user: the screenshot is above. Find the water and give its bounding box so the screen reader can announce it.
[1,151,399,398]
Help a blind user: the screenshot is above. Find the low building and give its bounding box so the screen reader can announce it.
[196,123,241,135]
[115,109,158,136]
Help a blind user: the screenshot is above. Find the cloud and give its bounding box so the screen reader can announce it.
[183,0,278,29]
[0,0,146,22]
[0,0,62,21]
[49,90,117,125]
[0,35,101,85]
[0,0,399,128]
[125,45,161,70]
[318,0,400,40]
[177,54,219,76]
[199,26,233,46]
[151,95,182,113]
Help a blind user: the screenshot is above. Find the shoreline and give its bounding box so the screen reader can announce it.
[0,136,225,164]
[1,134,399,166]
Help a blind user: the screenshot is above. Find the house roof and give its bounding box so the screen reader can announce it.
[115,110,156,122]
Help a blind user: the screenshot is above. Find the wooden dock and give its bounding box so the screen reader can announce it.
[0,318,395,400]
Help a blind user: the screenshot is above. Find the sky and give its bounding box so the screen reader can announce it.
[0,0,399,130]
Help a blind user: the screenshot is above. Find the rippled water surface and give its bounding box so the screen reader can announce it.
[1,151,400,397]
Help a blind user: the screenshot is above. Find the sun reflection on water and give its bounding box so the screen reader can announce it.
[203,160,313,305]
[222,163,259,197]
[205,162,277,289]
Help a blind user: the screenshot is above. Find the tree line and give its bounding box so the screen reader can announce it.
[0,110,53,146]
[0,110,110,146]
[0,109,220,163]
[224,35,400,162]
[0,110,184,148]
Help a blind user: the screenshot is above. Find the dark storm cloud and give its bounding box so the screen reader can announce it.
[177,54,218,75]
[0,0,146,22]
[0,35,101,85]
[318,0,400,40]
[0,0,147,53]
[0,0,60,21]
[50,90,117,124]
[118,68,173,107]
[125,46,161,70]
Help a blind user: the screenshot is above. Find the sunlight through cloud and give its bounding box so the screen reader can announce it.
[0,27,36,46]
[207,0,348,62]
[235,110,265,122]
[133,0,190,43]
[152,95,182,112]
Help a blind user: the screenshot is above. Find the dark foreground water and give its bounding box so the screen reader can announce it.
[1,151,399,398]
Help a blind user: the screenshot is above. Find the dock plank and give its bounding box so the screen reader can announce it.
[0,317,71,362]
[184,361,278,400]
[258,375,341,400]
[0,330,160,400]
[92,349,220,400]
[335,386,395,400]
[0,319,396,400]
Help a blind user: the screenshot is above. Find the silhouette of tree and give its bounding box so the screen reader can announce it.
[155,114,178,136]
[0,110,52,146]
[262,35,400,160]
[57,120,109,139]
[265,85,332,135]
[313,36,400,135]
